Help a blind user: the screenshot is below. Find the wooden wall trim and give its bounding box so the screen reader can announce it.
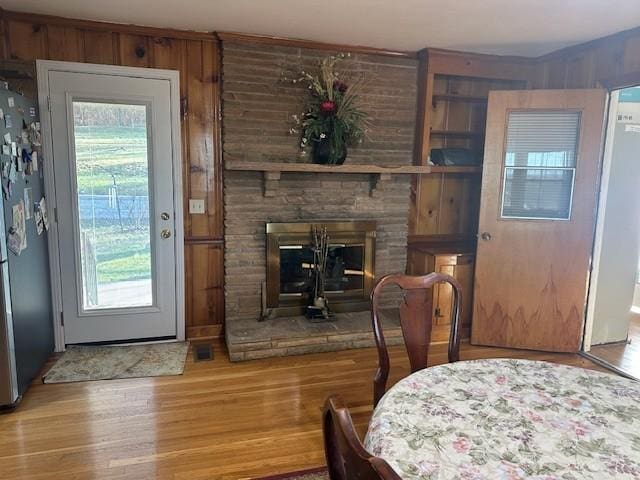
[536,26,640,62]
[216,31,417,58]
[2,8,217,42]
[599,70,640,90]
[423,47,534,65]
[424,48,535,81]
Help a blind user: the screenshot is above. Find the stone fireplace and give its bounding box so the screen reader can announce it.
[221,40,418,360]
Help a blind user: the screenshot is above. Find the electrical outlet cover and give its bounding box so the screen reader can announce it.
[189,199,205,214]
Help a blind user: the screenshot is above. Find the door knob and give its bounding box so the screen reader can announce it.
[161,229,172,239]
[161,212,170,220]
[480,232,492,241]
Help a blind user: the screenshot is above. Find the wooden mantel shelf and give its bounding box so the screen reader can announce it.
[225,160,482,197]
[226,161,481,196]
[226,161,481,175]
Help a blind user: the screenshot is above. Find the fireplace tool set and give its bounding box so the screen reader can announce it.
[306,225,333,320]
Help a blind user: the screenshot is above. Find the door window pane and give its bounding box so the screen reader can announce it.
[73,101,153,310]
[501,111,580,220]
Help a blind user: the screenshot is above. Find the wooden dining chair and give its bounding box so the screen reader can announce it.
[323,395,402,480]
[371,272,462,406]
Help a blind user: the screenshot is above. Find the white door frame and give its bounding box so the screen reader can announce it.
[583,90,617,352]
[36,60,185,351]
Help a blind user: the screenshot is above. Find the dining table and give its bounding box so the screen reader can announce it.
[363,358,640,479]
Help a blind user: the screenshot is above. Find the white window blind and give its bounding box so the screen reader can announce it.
[501,111,580,220]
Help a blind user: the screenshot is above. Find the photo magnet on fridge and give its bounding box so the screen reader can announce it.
[23,188,33,219]
[35,205,44,235]
[1,158,9,178]
[39,197,49,231]
[8,160,16,183]
[11,200,26,253]
[7,229,21,255]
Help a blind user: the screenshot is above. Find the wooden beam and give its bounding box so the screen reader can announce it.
[216,31,417,59]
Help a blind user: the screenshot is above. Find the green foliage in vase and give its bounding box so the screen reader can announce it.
[289,54,369,164]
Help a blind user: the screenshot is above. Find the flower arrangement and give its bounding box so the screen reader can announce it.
[288,54,369,165]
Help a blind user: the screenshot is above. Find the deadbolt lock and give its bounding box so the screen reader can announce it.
[161,212,170,220]
[161,229,172,239]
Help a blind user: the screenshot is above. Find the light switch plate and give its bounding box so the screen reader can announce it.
[189,199,205,214]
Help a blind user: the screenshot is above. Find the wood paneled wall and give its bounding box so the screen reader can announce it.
[0,10,224,338]
[0,6,637,340]
[531,27,640,89]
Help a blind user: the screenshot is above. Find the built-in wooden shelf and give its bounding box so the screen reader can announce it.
[430,130,484,138]
[225,161,481,196]
[432,94,488,103]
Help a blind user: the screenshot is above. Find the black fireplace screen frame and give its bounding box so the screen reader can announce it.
[265,221,376,317]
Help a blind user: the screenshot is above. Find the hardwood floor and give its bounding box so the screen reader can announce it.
[590,313,640,379]
[0,341,605,480]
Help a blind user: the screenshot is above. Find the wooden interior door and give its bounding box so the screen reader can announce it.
[472,89,607,352]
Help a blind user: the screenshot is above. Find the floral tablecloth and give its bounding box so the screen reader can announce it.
[364,359,640,479]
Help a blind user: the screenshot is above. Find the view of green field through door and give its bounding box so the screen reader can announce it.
[73,101,153,310]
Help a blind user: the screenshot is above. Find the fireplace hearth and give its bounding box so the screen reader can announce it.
[264,221,376,318]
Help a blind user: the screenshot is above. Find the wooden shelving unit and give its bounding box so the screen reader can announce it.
[411,63,529,249]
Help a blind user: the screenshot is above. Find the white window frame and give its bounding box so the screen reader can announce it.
[499,110,581,221]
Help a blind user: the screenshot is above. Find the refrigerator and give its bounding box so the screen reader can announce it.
[0,89,53,409]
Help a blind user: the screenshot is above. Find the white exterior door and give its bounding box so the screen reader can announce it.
[40,63,183,345]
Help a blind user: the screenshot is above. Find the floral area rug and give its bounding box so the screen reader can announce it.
[43,342,189,383]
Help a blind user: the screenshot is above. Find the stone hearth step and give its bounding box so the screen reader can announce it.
[226,309,405,361]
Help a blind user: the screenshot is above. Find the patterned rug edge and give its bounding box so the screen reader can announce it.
[42,342,190,384]
[252,466,327,480]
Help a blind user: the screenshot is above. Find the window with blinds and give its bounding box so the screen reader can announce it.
[501,111,580,220]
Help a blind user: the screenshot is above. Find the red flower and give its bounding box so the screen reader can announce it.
[333,80,348,93]
[320,100,337,116]
[452,437,470,454]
